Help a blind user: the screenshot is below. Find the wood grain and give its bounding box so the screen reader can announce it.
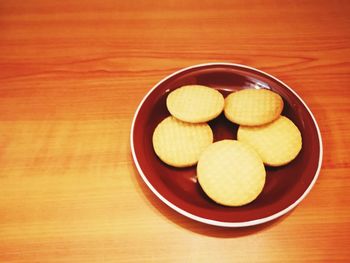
[1,0,350,262]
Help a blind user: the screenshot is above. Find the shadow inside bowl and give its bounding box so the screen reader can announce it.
[131,160,290,238]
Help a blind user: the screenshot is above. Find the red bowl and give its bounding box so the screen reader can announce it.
[130,63,323,227]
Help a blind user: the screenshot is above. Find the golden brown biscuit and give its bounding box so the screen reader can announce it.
[166,85,224,123]
[197,140,266,206]
[224,88,284,126]
[237,116,302,166]
[152,116,213,167]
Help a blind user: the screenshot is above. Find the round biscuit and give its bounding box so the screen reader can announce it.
[237,116,302,166]
[152,116,213,167]
[224,88,284,126]
[197,140,266,206]
[166,85,224,123]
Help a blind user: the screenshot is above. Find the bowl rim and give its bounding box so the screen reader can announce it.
[130,62,323,227]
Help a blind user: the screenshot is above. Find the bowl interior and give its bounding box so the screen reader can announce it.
[132,64,321,224]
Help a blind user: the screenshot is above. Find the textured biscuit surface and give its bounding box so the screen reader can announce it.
[197,140,266,206]
[152,116,213,167]
[224,88,284,126]
[166,85,224,123]
[237,116,302,166]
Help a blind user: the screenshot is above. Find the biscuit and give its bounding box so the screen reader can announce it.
[197,140,266,206]
[224,88,284,126]
[166,85,224,123]
[237,116,302,166]
[152,116,213,167]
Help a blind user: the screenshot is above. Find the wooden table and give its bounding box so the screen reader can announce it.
[1,1,349,262]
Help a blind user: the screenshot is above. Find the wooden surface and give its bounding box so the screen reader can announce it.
[1,0,350,262]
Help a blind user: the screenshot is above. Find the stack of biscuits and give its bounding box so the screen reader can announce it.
[152,85,302,207]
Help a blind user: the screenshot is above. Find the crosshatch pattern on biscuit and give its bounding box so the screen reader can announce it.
[197,140,266,206]
[238,116,302,166]
[167,85,224,123]
[152,116,213,167]
[224,88,283,126]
